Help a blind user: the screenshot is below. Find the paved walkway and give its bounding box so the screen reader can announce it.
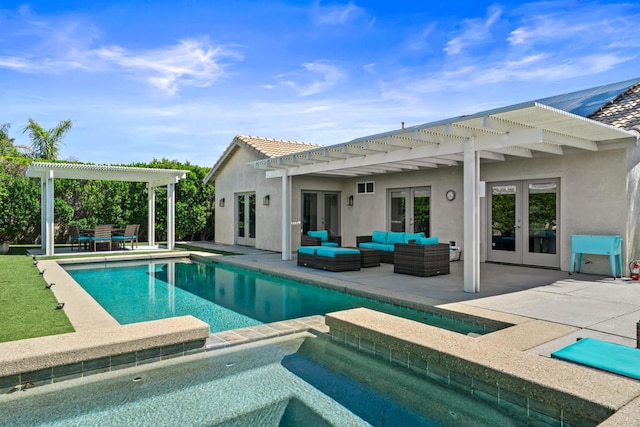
[187,241,640,355]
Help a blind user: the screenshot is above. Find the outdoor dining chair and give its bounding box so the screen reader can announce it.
[91,224,112,251]
[111,224,139,250]
[69,225,91,251]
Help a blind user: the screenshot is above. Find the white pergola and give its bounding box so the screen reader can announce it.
[252,102,639,293]
[25,162,188,256]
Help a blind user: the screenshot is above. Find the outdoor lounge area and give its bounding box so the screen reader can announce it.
[297,230,451,276]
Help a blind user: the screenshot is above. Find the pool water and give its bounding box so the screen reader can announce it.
[0,333,535,426]
[64,258,491,335]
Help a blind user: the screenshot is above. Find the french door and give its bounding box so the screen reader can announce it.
[302,192,340,236]
[487,179,559,267]
[389,187,430,235]
[236,193,256,246]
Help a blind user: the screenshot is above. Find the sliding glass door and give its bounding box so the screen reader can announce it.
[302,191,340,236]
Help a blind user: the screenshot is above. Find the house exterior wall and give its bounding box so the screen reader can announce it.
[338,166,464,248]
[288,148,630,275]
[213,148,282,251]
[480,149,628,274]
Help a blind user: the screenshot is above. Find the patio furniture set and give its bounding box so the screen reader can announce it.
[69,224,139,252]
[297,229,452,277]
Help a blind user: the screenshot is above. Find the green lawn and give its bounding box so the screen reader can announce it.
[0,247,74,343]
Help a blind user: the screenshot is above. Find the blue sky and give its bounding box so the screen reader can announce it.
[1,1,639,167]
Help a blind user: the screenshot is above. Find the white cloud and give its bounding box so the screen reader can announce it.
[279,60,346,96]
[93,38,243,95]
[311,1,372,26]
[0,8,243,95]
[445,5,502,55]
[508,16,590,46]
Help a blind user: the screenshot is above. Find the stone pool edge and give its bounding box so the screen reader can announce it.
[326,307,640,426]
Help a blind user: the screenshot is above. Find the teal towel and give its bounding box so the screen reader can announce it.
[551,338,640,380]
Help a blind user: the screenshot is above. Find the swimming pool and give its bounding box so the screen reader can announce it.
[64,258,493,335]
[0,332,532,426]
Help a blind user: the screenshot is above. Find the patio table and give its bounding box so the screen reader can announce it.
[80,228,126,250]
[344,246,380,268]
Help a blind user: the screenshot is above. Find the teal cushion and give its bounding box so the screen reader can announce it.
[416,236,439,245]
[298,246,319,255]
[371,230,388,244]
[403,232,425,243]
[360,242,392,252]
[386,232,405,245]
[92,237,111,241]
[320,241,339,247]
[112,235,136,240]
[72,236,91,241]
[317,247,360,258]
[307,230,328,241]
[551,338,640,380]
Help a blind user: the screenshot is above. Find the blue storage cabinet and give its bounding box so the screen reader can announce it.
[569,234,623,278]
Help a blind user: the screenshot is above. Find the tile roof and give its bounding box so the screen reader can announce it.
[588,82,640,131]
[235,135,322,159]
[204,135,323,184]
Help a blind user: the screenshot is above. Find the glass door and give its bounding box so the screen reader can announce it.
[487,179,559,267]
[488,183,520,264]
[524,181,558,267]
[389,187,431,234]
[236,193,256,246]
[302,191,340,237]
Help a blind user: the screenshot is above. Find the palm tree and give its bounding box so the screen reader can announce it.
[22,118,72,160]
[0,123,18,156]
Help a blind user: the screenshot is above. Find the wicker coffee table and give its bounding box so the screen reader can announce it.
[346,247,381,268]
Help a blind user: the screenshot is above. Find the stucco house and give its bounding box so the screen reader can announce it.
[205,78,640,292]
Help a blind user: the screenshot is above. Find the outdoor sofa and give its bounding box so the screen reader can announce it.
[356,230,428,264]
[297,246,360,272]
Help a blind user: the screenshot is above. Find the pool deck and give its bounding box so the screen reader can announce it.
[188,241,640,354]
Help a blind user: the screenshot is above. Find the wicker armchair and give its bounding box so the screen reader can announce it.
[393,243,450,277]
[301,232,342,247]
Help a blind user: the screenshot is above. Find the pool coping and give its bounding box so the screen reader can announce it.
[0,316,210,393]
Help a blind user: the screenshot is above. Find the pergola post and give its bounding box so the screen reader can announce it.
[167,182,176,250]
[148,185,156,247]
[463,137,480,293]
[281,169,291,260]
[39,179,46,254]
[44,170,55,256]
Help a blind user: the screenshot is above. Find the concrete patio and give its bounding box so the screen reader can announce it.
[187,241,640,355]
